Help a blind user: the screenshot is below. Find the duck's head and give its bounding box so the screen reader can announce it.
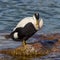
[33,13,43,30]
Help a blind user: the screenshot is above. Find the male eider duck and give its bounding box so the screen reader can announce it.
[5,13,43,46]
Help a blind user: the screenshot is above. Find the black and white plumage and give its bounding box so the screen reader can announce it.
[10,22,37,41]
[6,13,43,44]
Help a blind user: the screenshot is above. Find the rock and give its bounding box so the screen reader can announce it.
[0,43,49,57]
[0,33,60,57]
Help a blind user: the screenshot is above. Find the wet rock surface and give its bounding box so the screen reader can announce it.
[0,33,60,60]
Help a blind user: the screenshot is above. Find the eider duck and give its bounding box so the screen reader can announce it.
[5,13,43,46]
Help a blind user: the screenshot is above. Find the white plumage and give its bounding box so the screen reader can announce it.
[39,18,43,29]
[13,32,18,39]
[13,15,43,31]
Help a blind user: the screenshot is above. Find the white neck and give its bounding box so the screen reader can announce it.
[39,18,43,29]
[33,15,39,30]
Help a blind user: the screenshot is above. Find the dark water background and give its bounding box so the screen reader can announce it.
[0,0,60,60]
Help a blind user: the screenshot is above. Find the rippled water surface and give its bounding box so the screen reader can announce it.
[0,0,60,60]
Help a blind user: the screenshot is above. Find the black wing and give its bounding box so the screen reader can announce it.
[12,23,37,41]
[21,22,37,36]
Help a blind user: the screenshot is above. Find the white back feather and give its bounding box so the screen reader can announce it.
[13,16,37,31]
[13,16,43,31]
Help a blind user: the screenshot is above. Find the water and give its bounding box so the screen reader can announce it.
[0,0,60,33]
[0,0,60,60]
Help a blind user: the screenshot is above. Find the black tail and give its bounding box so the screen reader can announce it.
[4,34,11,39]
